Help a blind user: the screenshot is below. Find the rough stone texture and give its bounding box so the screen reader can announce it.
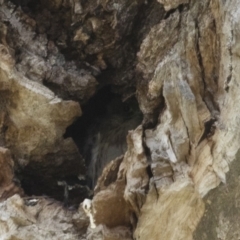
[0,2,98,102]
[122,126,149,217]
[0,194,88,240]
[135,181,204,240]
[0,43,86,202]
[157,0,189,11]
[0,0,240,239]
[0,147,23,200]
[194,150,240,240]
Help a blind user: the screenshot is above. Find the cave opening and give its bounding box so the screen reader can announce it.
[18,85,143,207]
[64,85,143,189]
[64,85,119,153]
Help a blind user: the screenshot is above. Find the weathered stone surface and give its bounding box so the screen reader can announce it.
[0,0,240,239]
[0,2,97,102]
[157,0,189,11]
[82,127,149,238]
[133,0,240,239]
[4,73,81,160]
[93,183,131,228]
[0,52,84,181]
[86,224,132,240]
[94,155,123,194]
[135,181,204,240]
[0,1,89,206]
[194,151,240,240]
[0,147,23,200]
[0,194,87,240]
[122,126,149,216]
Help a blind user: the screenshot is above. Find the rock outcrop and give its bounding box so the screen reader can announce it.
[0,0,240,239]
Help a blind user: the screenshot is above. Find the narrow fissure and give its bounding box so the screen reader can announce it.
[225,24,233,92]
[198,118,216,143]
[195,20,206,90]
[163,3,189,19]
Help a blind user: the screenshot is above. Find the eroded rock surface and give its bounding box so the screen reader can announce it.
[0,0,240,239]
[0,147,23,200]
[194,151,240,240]
[0,194,88,240]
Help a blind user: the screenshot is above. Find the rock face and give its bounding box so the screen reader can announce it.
[0,0,240,239]
[194,151,240,240]
[0,194,88,240]
[0,147,23,200]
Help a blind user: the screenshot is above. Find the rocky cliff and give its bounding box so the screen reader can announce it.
[0,0,240,239]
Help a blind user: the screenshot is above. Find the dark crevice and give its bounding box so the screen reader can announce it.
[225,25,233,92]
[195,19,219,117]
[164,8,177,19]
[10,0,41,14]
[129,0,165,47]
[64,85,121,149]
[64,85,143,189]
[163,3,189,19]
[154,94,166,126]
[16,156,88,208]
[146,165,153,178]
[225,86,229,92]
[142,89,166,130]
[195,20,206,90]
[144,156,159,199]
[199,118,216,144]
[96,0,165,88]
[142,127,156,198]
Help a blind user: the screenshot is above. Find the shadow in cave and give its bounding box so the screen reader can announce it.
[19,86,143,206]
[64,86,117,153]
[64,85,143,189]
[19,158,88,208]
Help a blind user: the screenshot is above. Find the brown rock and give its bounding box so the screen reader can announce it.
[93,181,132,228]
[0,147,23,200]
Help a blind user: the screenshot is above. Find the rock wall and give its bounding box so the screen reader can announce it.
[0,0,240,239]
